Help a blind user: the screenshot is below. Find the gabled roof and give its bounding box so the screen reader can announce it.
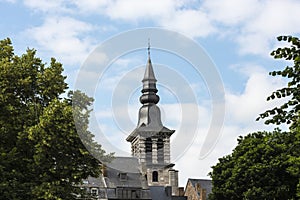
[186,178,212,198]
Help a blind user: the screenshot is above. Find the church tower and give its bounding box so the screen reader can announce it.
[126,46,179,195]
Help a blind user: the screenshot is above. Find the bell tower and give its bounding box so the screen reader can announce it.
[126,45,179,195]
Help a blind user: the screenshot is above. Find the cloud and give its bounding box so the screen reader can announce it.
[72,0,216,38]
[159,9,215,38]
[90,121,131,156]
[226,64,286,125]
[175,64,286,184]
[246,0,300,36]
[201,0,300,55]
[232,0,300,55]
[105,0,177,21]
[104,0,215,37]
[75,0,300,54]
[21,0,300,57]
[26,16,97,66]
[72,0,109,14]
[203,0,261,26]
[23,0,70,13]
[1,0,16,3]
[175,124,241,185]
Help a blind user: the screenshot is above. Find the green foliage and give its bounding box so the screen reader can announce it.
[209,130,299,200]
[257,36,300,127]
[0,38,112,199]
[210,36,300,200]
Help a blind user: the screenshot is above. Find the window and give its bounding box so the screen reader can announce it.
[119,172,127,181]
[152,171,158,182]
[91,188,98,196]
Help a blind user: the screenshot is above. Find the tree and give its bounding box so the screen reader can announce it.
[0,38,112,199]
[288,120,300,198]
[209,36,300,200]
[209,130,299,200]
[257,36,300,127]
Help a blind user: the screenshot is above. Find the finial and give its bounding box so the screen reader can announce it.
[148,38,150,58]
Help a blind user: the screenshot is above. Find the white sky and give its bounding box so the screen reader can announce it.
[1,0,299,186]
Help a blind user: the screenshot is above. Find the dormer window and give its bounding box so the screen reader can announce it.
[119,172,127,181]
[91,188,98,196]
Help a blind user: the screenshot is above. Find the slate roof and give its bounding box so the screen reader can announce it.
[150,186,172,200]
[127,125,175,142]
[150,186,187,200]
[104,157,149,189]
[81,157,189,200]
[107,156,141,173]
[84,176,106,188]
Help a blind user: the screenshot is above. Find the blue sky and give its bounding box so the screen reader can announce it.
[1,0,300,185]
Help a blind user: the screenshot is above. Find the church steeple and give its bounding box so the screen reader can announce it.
[126,45,174,160]
[134,44,165,129]
[126,45,178,192]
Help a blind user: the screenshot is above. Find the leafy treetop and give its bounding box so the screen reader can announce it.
[0,38,113,200]
[257,36,300,127]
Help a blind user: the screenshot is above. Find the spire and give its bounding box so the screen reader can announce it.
[143,38,156,82]
[126,43,175,143]
[140,41,160,105]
